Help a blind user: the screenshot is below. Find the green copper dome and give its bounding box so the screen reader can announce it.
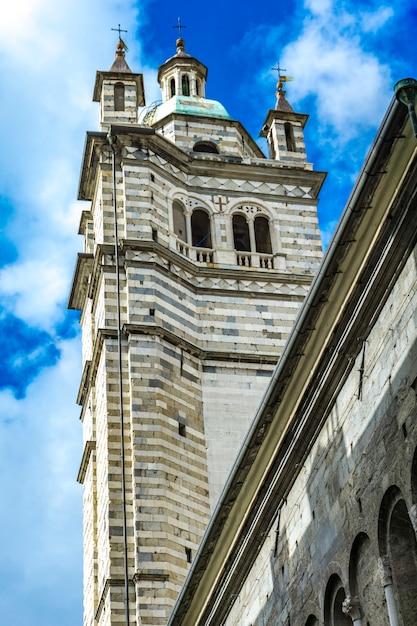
[152,95,231,123]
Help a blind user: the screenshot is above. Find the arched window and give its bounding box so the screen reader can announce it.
[170,78,176,98]
[284,122,296,152]
[324,575,350,626]
[254,216,272,254]
[182,74,190,96]
[193,141,219,154]
[173,201,186,242]
[191,209,211,248]
[114,83,125,111]
[305,616,318,626]
[232,214,250,251]
[348,533,383,622]
[378,486,417,625]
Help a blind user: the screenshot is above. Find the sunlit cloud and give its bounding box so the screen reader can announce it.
[279,1,394,143]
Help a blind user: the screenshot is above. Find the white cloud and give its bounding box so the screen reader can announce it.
[360,6,394,33]
[0,259,70,330]
[304,0,332,16]
[278,3,393,144]
[0,0,153,332]
[0,336,82,623]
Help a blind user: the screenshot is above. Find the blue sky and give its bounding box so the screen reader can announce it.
[0,1,415,624]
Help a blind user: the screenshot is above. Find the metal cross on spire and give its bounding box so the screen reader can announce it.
[173,17,186,38]
[111,24,128,52]
[112,23,128,41]
[271,63,286,79]
[271,62,293,84]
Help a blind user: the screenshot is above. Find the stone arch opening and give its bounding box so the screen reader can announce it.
[284,122,296,152]
[232,214,250,251]
[324,574,350,626]
[254,215,272,254]
[348,532,384,622]
[114,82,125,111]
[191,209,211,248]
[193,141,219,154]
[181,74,190,96]
[378,486,417,626]
[305,615,319,626]
[173,200,186,242]
[170,77,176,98]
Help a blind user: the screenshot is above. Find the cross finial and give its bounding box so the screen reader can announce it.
[271,62,286,80]
[112,23,128,41]
[173,17,186,39]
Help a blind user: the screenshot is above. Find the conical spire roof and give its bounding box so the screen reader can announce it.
[109,39,132,73]
[275,79,294,112]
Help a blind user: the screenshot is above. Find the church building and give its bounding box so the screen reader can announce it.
[69,33,417,626]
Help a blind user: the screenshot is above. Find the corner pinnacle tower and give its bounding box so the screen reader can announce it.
[69,34,325,626]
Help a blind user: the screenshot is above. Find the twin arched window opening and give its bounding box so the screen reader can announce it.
[173,202,272,256]
[170,74,194,98]
[169,74,201,98]
[173,201,212,249]
[232,213,272,254]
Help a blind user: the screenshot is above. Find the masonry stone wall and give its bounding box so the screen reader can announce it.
[224,245,417,626]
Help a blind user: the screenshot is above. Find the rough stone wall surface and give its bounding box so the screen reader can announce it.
[224,248,417,626]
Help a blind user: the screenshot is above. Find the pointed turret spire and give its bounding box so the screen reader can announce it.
[92,27,145,128]
[271,63,294,112]
[260,64,309,164]
[110,25,132,72]
[275,78,294,112]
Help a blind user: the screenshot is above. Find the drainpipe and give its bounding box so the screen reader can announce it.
[108,131,131,626]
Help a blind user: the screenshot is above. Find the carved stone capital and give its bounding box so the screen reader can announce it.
[342,595,362,620]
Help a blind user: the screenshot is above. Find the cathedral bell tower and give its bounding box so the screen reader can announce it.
[93,38,145,128]
[69,34,326,626]
[260,74,309,164]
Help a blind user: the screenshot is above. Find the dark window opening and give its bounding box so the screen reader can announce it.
[254,216,272,254]
[182,74,190,96]
[149,308,155,317]
[185,547,192,563]
[268,137,276,159]
[178,423,186,437]
[233,214,250,251]
[170,78,176,97]
[193,141,219,154]
[195,80,200,96]
[114,82,125,111]
[152,229,158,242]
[191,210,212,248]
[284,122,296,152]
[173,200,186,242]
